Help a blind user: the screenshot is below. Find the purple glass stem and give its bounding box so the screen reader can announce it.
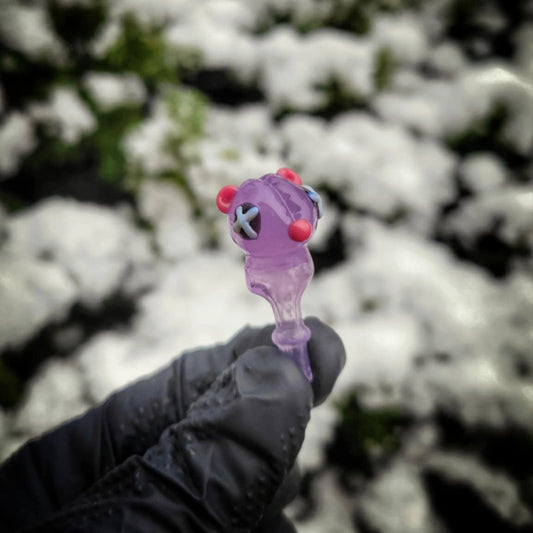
[245,247,314,381]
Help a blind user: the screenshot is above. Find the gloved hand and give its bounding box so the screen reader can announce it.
[0,317,345,533]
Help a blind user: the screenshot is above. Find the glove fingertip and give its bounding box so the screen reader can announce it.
[305,317,346,405]
[236,347,312,408]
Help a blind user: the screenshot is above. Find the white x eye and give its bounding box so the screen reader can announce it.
[233,204,260,239]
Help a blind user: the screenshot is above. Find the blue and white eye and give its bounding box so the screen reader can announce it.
[302,185,323,219]
[233,203,260,239]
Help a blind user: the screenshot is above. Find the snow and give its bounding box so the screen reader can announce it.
[0,112,37,177]
[287,471,355,533]
[282,113,457,231]
[28,87,97,145]
[83,72,146,111]
[331,313,426,398]
[428,41,468,75]
[296,402,338,470]
[373,91,444,137]
[409,350,533,430]
[0,253,77,351]
[338,221,511,359]
[444,185,533,248]
[462,64,533,155]
[258,27,377,111]
[167,16,258,82]
[77,252,272,402]
[12,359,89,437]
[372,13,428,65]
[425,452,532,526]
[206,104,281,156]
[373,62,533,155]
[7,198,153,307]
[374,75,489,138]
[123,97,181,177]
[0,1,66,62]
[355,463,438,533]
[109,0,199,25]
[188,105,284,210]
[138,179,202,260]
[459,152,508,193]
[89,19,122,58]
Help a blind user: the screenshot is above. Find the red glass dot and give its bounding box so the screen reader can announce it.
[277,167,302,186]
[288,219,312,242]
[216,185,238,213]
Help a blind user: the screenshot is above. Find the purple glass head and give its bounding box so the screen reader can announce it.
[217,168,323,381]
[217,169,319,254]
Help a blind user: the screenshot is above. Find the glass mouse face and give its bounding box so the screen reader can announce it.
[216,169,322,256]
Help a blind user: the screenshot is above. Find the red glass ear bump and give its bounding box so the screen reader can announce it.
[216,185,238,213]
[288,219,312,242]
[277,168,302,186]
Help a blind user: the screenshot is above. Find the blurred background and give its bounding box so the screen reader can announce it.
[0,0,532,531]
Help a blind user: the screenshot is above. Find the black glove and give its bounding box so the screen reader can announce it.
[0,318,344,533]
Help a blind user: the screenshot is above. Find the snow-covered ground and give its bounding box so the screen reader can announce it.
[0,1,532,531]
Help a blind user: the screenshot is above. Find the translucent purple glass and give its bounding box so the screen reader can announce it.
[217,171,321,381]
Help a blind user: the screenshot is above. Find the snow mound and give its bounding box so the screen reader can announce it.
[0,254,77,351]
[7,198,153,307]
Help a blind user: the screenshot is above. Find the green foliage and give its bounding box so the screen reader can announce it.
[219,148,241,162]
[2,0,208,199]
[327,390,411,480]
[374,46,397,92]
[315,76,368,118]
[165,88,207,142]
[22,101,143,187]
[159,88,208,210]
[89,105,144,183]
[101,14,179,85]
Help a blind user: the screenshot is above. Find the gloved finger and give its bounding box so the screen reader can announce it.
[98,317,342,465]
[183,317,345,409]
[103,317,343,462]
[304,317,346,405]
[32,347,313,533]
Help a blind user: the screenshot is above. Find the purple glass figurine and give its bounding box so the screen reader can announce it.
[216,168,323,381]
